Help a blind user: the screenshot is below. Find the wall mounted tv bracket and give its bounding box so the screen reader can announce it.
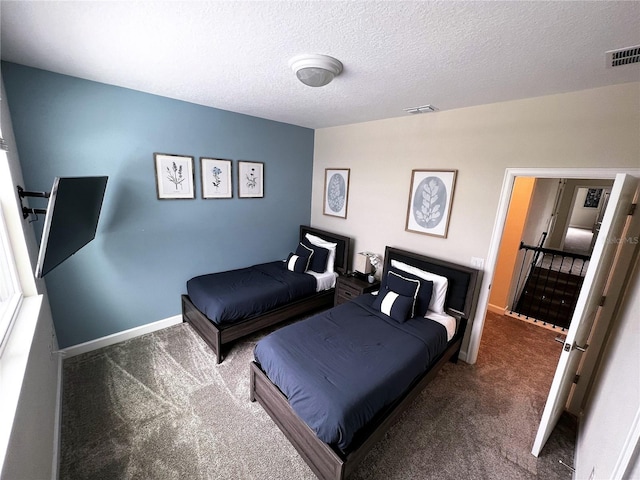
[17,186,49,219]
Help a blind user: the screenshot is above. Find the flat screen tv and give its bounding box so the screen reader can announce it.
[35,176,108,278]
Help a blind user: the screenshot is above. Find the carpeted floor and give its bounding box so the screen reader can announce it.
[60,312,575,479]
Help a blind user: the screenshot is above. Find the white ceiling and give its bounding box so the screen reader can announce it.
[1,1,639,129]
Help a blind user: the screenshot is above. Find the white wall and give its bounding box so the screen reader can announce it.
[1,302,59,480]
[569,187,598,229]
[312,82,640,359]
[312,83,639,269]
[1,76,60,479]
[574,245,640,479]
[522,178,560,247]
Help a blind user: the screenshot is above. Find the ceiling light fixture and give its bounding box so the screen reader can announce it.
[289,54,343,87]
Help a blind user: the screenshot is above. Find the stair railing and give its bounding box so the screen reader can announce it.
[509,240,590,330]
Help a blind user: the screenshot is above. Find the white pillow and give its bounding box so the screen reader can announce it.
[391,259,449,314]
[305,233,337,273]
[425,310,457,341]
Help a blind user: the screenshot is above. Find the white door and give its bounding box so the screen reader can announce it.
[566,188,640,415]
[531,173,639,457]
[589,189,611,254]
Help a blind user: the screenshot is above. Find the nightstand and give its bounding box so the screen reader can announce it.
[334,275,380,306]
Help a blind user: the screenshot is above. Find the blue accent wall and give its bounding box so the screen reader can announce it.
[2,62,315,348]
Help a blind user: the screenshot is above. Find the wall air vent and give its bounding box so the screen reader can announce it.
[403,104,439,114]
[606,45,640,68]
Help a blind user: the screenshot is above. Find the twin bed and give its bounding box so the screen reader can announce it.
[251,246,480,480]
[182,229,480,480]
[182,226,352,363]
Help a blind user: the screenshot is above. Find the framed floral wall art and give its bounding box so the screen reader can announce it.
[323,168,350,219]
[405,169,457,238]
[238,161,264,198]
[154,153,195,199]
[201,158,232,199]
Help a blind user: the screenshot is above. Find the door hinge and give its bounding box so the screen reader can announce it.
[599,295,606,307]
[629,203,637,216]
[575,343,589,353]
[573,374,580,384]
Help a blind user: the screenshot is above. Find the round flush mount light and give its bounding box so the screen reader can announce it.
[289,54,343,87]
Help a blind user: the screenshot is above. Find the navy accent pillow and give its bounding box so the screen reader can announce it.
[373,290,414,323]
[286,252,310,273]
[385,270,420,318]
[295,242,314,264]
[301,238,330,273]
[380,267,434,317]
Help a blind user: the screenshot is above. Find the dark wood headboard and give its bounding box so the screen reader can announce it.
[382,247,480,320]
[299,226,352,275]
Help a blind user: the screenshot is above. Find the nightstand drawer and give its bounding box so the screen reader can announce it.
[336,284,359,302]
[334,275,380,306]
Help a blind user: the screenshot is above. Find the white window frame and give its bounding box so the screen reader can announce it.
[0,203,23,356]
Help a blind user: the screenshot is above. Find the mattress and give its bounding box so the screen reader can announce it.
[253,293,449,451]
[186,261,318,326]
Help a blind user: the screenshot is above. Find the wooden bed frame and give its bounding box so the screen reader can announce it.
[250,246,480,480]
[182,225,352,363]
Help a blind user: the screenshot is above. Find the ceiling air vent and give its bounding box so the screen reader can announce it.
[606,45,640,68]
[403,105,439,114]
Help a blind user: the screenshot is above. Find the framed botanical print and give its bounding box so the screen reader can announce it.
[154,153,195,199]
[583,188,603,208]
[201,158,232,199]
[405,169,457,238]
[238,161,264,198]
[323,168,350,219]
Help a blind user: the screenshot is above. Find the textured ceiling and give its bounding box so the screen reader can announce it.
[1,1,639,129]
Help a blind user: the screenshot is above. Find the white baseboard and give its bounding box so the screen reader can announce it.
[58,315,183,358]
[486,303,507,315]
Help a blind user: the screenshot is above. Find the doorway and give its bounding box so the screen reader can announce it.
[489,179,614,332]
[466,168,639,363]
[482,175,581,463]
[465,167,640,467]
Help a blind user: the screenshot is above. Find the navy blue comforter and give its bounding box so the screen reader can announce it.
[187,261,317,326]
[253,293,448,451]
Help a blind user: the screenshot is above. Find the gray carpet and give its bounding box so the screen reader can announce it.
[60,312,575,479]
